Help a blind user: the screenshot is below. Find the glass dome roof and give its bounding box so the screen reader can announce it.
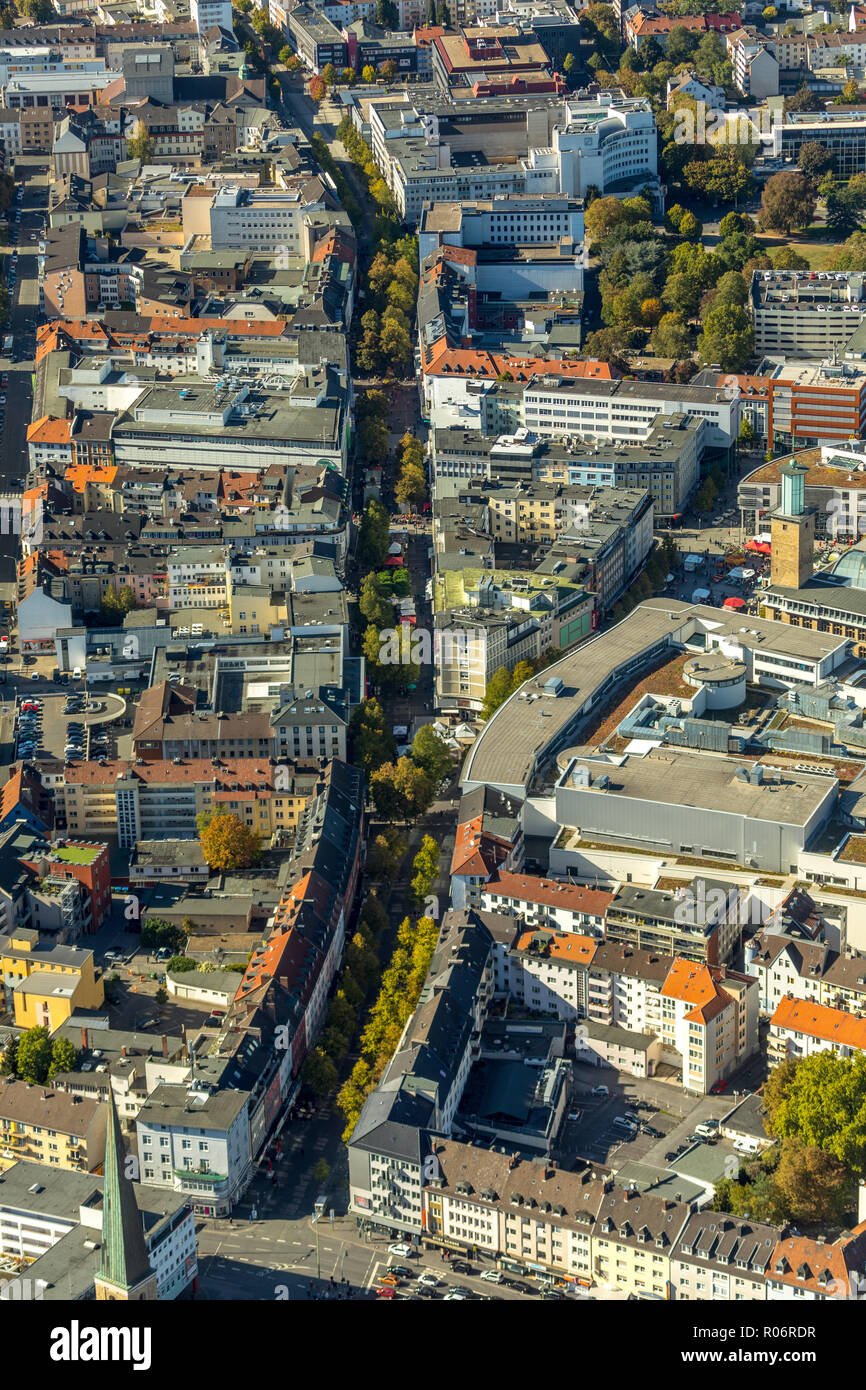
[830,542,866,589]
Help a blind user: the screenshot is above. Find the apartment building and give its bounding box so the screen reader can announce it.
[0,1080,106,1172]
[0,930,102,1026]
[670,1210,780,1301]
[136,1083,252,1218]
[190,0,234,34]
[481,871,611,936]
[424,366,737,452]
[433,414,703,520]
[58,756,317,847]
[765,1225,866,1300]
[368,91,658,223]
[769,993,866,1062]
[283,5,348,72]
[604,879,744,967]
[167,545,228,609]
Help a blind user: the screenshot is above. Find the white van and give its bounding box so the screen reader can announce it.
[72,666,82,680]
[695,1120,720,1139]
[733,1136,761,1156]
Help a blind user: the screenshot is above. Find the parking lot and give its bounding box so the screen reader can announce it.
[14,688,124,766]
[562,1063,755,1172]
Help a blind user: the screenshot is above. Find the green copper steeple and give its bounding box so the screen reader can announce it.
[98,1089,153,1293]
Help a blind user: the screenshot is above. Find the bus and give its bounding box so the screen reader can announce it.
[2,335,13,356]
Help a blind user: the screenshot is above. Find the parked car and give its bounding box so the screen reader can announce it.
[450,1260,474,1276]
[387,1243,414,1259]
[710,1080,729,1095]
[590,1085,609,1098]
[479,1269,503,1284]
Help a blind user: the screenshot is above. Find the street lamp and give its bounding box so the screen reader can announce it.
[312,1209,321,1280]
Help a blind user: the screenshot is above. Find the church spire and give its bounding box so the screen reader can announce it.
[95,1089,157,1300]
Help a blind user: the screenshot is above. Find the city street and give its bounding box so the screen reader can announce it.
[0,160,47,583]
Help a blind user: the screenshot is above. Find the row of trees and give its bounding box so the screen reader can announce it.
[395,432,428,511]
[714,1053,866,1224]
[410,834,440,908]
[336,911,439,1141]
[608,534,681,623]
[300,891,389,1097]
[356,239,420,377]
[481,649,559,721]
[337,112,398,223]
[350,702,453,816]
[1,1027,77,1085]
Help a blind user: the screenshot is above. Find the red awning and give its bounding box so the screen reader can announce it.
[723,596,746,609]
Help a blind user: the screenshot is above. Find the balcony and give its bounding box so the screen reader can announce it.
[173,1169,229,1197]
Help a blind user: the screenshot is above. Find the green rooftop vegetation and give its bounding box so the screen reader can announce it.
[51,846,101,866]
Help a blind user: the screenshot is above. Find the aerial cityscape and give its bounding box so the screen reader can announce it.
[0,0,865,1340]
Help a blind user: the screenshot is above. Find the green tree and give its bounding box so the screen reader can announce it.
[772,1141,853,1224]
[379,316,412,371]
[764,1052,866,1174]
[411,724,452,785]
[19,0,54,17]
[0,1032,18,1077]
[797,140,834,182]
[697,303,754,371]
[303,1047,338,1096]
[835,77,861,105]
[367,827,407,877]
[48,1037,78,1081]
[481,666,514,721]
[411,834,440,906]
[395,460,427,510]
[166,956,198,972]
[830,229,866,270]
[141,917,187,955]
[712,270,749,308]
[770,246,810,271]
[785,85,822,113]
[126,121,154,163]
[359,498,391,568]
[694,477,717,514]
[322,63,337,87]
[16,1026,53,1085]
[359,574,393,629]
[313,1158,331,1185]
[759,170,816,233]
[650,311,692,359]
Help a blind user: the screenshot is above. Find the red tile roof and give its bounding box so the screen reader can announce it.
[771,994,866,1052]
